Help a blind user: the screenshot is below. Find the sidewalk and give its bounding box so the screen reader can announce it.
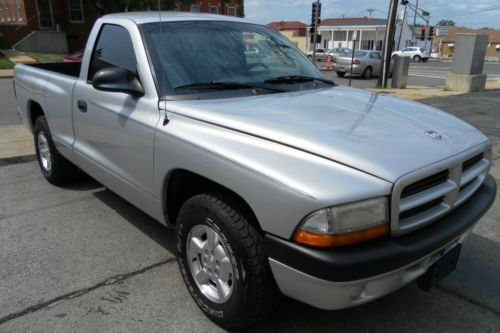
[370,80,500,100]
[0,69,14,78]
[0,125,34,159]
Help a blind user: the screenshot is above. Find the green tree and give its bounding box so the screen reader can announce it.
[437,19,456,26]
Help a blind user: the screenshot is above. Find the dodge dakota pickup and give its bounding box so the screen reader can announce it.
[14,12,496,329]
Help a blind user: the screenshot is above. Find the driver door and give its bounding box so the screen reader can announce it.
[73,23,160,196]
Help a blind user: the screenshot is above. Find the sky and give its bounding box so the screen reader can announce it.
[245,0,500,29]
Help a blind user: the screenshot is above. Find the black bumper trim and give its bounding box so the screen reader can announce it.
[265,175,497,282]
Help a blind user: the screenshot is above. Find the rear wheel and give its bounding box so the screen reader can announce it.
[176,193,279,330]
[34,116,76,185]
[363,67,373,80]
[336,71,346,78]
[413,55,422,62]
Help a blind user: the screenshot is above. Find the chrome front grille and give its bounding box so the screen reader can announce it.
[391,145,492,236]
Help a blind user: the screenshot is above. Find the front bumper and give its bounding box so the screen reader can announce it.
[266,175,496,310]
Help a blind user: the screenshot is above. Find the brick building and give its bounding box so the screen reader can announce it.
[0,0,243,53]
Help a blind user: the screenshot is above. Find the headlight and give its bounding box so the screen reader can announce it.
[294,197,389,248]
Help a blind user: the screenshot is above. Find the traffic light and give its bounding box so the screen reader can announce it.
[311,2,322,26]
[420,27,426,41]
[428,26,435,40]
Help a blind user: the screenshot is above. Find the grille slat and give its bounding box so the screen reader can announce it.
[392,149,490,236]
[401,170,449,199]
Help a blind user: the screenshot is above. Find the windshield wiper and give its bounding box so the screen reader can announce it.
[264,75,335,86]
[174,81,285,93]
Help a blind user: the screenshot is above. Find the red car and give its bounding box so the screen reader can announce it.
[63,50,83,63]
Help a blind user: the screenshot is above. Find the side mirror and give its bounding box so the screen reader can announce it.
[92,67,145,97]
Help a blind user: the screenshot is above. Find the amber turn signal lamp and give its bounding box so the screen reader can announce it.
[294,224,390,248]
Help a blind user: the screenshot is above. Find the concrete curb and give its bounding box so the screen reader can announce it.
[0,154,36,167]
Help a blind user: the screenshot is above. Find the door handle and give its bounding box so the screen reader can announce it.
[77,100,87,113]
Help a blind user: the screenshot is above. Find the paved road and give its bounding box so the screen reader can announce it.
[0,91,499,332]
[0,78,19,126]
[325,60,500,88]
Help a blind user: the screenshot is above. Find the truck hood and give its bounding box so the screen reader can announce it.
[165,86,487,182]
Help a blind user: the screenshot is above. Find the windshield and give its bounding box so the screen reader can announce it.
[141,21,327,98]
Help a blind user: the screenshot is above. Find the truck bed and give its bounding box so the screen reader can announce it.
[27,62,81,78]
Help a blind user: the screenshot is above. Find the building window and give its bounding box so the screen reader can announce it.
[190,4,200,13]
[209,5,219,14]
[227,6,236,16]
[69,0,84,23]
[0,0,25,25]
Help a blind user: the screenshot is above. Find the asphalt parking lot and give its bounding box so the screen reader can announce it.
[1,73,500,332]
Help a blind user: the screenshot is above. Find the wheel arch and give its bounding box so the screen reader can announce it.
[27,100,45,132]
[163,169,263,234]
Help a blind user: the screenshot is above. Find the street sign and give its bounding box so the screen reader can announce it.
[422,11,430,16]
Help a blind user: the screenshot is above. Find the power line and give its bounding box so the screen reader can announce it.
[447,5,500,17]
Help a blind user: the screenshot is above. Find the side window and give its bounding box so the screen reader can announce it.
[88,24,138,82]
[370,52,381,59]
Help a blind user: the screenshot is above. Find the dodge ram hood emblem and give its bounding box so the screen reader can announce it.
[425,130,442,140]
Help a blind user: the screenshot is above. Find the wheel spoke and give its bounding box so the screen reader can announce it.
[216,279,231,299]
[45,156,52,170]
[207,229,220,249]
[189,237,206,256]
[219,257,233,282]
[194,268,210,285]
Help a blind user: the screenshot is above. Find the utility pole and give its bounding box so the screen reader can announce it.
[397,3,407,51]
[311,0,321,64]
[377,0,399,88]
[367,9,375,20]
[412,0,419,45]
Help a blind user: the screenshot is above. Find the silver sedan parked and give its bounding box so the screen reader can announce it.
[333,50,389,79]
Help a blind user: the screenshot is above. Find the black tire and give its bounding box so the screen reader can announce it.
[34,116,76,185]
[413,55,422,62]
[176,193,279,330]
[363,67,373,80]
[336,71,346,78]
[422,58,428,63]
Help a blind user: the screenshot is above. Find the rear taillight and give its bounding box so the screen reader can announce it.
[353,59,361,65]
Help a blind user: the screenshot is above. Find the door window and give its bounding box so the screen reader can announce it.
[88,24,138,82]
[369,52,381,59]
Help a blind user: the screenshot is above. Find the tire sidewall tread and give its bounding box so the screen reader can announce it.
[176,193,277,329]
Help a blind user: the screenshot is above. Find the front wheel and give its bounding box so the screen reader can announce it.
[34,116,76,185]
[413,55,422,62]
[176,193,279,330]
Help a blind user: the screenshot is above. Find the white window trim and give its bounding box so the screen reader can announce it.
[209,5,219,14]
[227,6,236,16]
[190,4,200,13]
[69,0,84,24]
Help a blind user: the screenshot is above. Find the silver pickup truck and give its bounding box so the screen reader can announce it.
[14,12,496,330]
